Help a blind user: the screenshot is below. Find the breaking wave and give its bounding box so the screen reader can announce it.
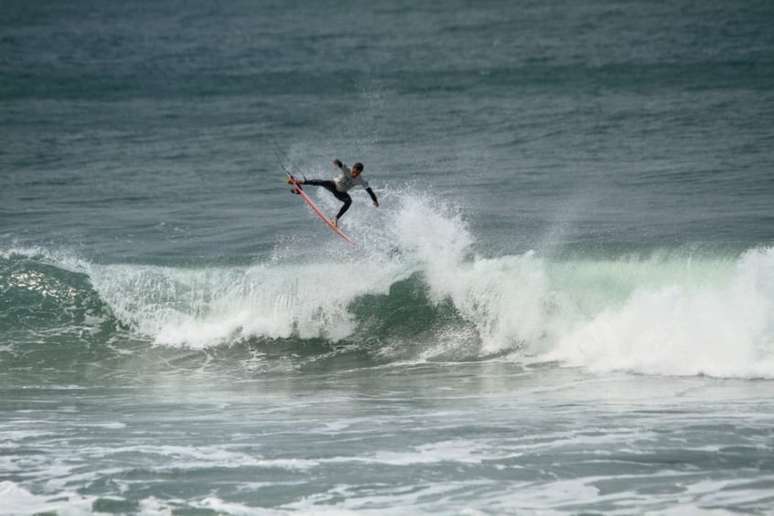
[2,192,774,379]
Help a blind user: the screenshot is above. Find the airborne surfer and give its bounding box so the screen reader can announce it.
[289,159,379,226]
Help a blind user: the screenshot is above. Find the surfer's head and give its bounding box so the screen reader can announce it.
[352,162,364,175]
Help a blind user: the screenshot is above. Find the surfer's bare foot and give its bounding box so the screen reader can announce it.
[332,218,338,227]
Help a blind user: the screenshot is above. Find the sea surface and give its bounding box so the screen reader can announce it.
[2,1,774,514]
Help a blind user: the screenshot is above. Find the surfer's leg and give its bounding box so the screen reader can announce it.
[304,180,350,222]
[334,192,352,221]
[303,179,337,194]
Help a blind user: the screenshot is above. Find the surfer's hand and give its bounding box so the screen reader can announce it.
[373,200,379,208]
[333,159,342,167]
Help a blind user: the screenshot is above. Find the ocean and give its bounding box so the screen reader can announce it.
[2,0,774,514]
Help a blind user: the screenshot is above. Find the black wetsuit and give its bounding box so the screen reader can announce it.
[303,179,353,220]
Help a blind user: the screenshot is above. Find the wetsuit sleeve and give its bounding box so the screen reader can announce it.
[366,187,378,204]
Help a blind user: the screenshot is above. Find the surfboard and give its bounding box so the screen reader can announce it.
[287,174,355,245]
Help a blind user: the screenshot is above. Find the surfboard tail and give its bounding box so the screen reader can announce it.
[287,174,304,195]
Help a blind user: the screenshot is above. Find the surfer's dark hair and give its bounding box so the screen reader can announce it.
[353,162,364,172]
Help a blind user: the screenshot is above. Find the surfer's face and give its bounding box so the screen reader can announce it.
[352,169,361,176]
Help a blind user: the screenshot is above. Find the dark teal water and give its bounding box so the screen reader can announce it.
[2,1,774,514]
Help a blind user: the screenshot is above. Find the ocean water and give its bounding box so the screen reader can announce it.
[2,0,774,514]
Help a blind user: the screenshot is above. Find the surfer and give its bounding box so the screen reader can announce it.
[290,160,379,226]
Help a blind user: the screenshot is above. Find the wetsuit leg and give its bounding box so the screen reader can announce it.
[303,179,337,194]
[304,180,352,220]
[333,192,352,220]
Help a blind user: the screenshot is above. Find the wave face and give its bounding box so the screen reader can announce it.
[2,194,774,380]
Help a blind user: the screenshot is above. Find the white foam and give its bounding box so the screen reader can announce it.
[388,193,555,354]
[195,497,287,515]
[363,439,491,466]
[283,480,490,515]
[82,444,318,471]
[0,481,96,516]
[138,497,175,516]
[74,422,126,429]
[87,259,408,349]
[391,204,774,378]
[545,247,774,378]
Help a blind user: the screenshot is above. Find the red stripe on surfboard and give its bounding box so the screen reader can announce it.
[288,174,355,245]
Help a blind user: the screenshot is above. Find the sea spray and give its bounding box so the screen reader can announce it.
[389,193,553,354]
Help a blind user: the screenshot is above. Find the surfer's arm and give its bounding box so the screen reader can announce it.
[333,159,349,172]
[366,187,379,207]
